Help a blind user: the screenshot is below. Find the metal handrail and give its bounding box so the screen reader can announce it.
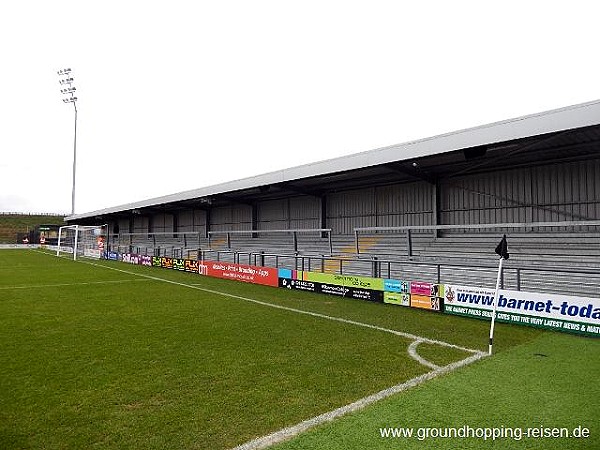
[207,228,333,254]
[353,220,600,256]
[207,228,332,235]
[196,248,600,295]
[354,219,600,233]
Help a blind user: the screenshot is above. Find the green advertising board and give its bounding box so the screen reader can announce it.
[303,272,384,291]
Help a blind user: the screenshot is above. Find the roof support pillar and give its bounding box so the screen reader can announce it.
[205,208,211,239]
[252,204,258,238]
[432,181,441,239]
[320,196,328,238]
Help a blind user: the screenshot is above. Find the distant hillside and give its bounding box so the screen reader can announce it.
[0,213,65,243]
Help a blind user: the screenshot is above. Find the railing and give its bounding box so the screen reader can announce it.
[354,220,600,257]
[102,235,600,296]
[192,249,600,298]
[207,228,333,254]
[108,231,204,257]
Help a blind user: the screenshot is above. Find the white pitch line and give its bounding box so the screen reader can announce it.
[80,259,482,355]
[45,255,489,448]
[0,279,150,290]
[231,352,486,450]
[407,340,439,370]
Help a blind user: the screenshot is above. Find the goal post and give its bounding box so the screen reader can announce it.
[56,224,108,260]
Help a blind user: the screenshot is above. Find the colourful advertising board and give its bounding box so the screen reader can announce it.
[279,277,318,293]
[408,282,444,311]
[383,291,410,306]
[199,261,279,287]
[122,253,141,264]
[173,258,185,271]
[384,279,410,293]
[185,259,200,273]
[287,281,382,301]
[302,272,384,291]
[104,251,119,261]
[121,253,151,266]
[160,257,174,269]
[444,284,600,337]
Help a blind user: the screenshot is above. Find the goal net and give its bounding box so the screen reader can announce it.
[56,225,108,260]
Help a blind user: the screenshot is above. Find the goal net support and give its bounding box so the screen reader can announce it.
[56,224,108,261]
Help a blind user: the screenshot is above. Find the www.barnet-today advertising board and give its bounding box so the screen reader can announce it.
[444,284,600,337]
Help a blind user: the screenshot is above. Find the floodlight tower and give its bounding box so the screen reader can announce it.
[57,68,78,215]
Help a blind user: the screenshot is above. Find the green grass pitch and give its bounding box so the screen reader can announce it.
[0,250,598,449]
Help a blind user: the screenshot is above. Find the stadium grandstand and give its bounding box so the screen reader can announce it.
[66,100,600,296]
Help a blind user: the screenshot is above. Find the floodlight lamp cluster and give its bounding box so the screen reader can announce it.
[57,68,77,105]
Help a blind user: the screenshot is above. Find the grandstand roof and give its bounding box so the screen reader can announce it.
[68,99,600,221]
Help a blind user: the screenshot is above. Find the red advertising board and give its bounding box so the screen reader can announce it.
[199,261,279,287]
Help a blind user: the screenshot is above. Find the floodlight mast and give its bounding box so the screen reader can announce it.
[57,68,78,215]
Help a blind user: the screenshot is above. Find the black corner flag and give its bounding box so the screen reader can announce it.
[495,234,509,260]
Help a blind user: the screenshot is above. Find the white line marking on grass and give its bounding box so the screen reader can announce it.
[231,352,486,450]
[407,340,439,370]
[81,260,481,355]
[0,279,150,290]
[52,256,488,449]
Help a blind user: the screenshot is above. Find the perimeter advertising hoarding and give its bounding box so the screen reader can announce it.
[384,279,410,293]
[280,270,447,305]
[409,282,444,311]
[444,284,600,337]
[121,253,152,266]
[199,261,279,287]
[185,260,200,273]
[303,272,384,291]
[279,277,318,293]
[383,292,410,306]
[104,251,119,261]
[278,277,383,302]
[318,283,382,302]
[173,258,185,271]
[160,257,174,269]
[383,279,411,307]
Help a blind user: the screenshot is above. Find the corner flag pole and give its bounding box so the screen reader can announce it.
[489,234,509,355]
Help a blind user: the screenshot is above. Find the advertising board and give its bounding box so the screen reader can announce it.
[199,261,279,287]
[185,259,200,273]
[384,291,410,306]
[303,272,384,291]
[173,258,185,271]
[444,284,600,337]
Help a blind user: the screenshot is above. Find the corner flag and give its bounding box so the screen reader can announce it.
[489,234,509,355]
[495,234,509,260]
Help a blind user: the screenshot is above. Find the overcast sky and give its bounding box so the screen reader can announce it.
[1,1,599,215]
